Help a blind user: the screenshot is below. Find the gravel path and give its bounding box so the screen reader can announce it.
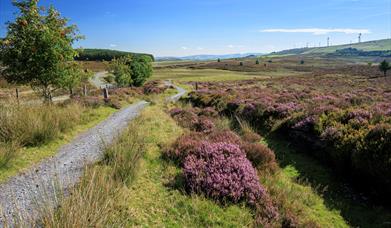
[90,71,113,89]
[0,83,184,226]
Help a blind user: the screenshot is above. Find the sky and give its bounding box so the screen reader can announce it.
[0,0,390,57]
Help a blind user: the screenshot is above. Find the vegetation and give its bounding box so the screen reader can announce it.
[166,106,348,227]
[186,76,391,199]
[39,106,256,227]
[75,48,154,61]
[0,103,116,181]
[379,60,390,77]
[0,0,83,100]
[331,48,391,57]
[109,55,153,87]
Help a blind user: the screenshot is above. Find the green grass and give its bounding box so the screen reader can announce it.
[152,67,298,82]
[0,106,116,183]
[262,134,391,228]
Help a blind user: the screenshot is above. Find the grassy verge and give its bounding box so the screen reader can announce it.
[41,105,254,227]
[0,105,116,183]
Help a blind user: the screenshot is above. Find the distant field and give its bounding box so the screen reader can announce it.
[151,67,303,82]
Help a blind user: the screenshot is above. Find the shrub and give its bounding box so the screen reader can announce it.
[170,108,198,129]
[198,107,218,118]
[242,131,262,143]
[193,116,215,133]
[143,80,168,95]
[183,142,266,206]
[105,98,122,109]
[207,130,243,146]
[164,132,203,165]
[242,143,277,172]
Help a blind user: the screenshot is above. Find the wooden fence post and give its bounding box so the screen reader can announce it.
[83,85,87,96]
[195,82,198,90]
[15,88,19,104]
[103,88,109,100]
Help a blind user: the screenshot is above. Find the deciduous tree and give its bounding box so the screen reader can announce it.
[0,0,83,100]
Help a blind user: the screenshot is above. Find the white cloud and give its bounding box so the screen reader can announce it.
[227,44,245,48]
[109,44,118,47]
[261,28,371,35]
[197,47,204,50]
[181,46,189,50]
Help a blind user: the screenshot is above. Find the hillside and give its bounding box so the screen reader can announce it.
[75,49,154,61]
[270,38,391,56]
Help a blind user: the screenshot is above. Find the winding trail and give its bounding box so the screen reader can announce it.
[0,82,185,226]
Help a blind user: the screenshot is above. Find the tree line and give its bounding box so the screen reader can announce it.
[75,49,154,62]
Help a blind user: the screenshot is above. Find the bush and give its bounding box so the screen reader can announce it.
[143,80,168,95]
[170,108,198,129]
[164,132,203,165]
[105,98,122,109]
[242,131,262,143]
[207,130,243,145]
[193,116,215,133]
[183,142,266,206]
[242,143,277,172]
[198,107,218,118]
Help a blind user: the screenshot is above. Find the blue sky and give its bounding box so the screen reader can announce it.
[0,0,390,56]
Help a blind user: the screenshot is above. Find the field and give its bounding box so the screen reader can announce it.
[149,56,391,227]
[2,49,391,227]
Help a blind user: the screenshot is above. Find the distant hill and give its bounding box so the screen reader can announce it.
[75,49,154,61]
[270,39,391,56]
[156,53,264,61]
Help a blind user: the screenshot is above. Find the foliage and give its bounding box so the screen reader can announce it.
[75,48,154,61]
[186,76,391,198]
[59,62,92,95]
[255,59,260,65]
[109,55,153,87]
[0,0,83,100]
[131,55,154,86]
[109,55,133,87]
[379,60,390,76]
[183,142,267,206]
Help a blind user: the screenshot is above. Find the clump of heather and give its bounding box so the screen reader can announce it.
[169,108,198,129]
[207,130,243,146]
[242,131,262,143]
[198,107,219,118]
[193,116,215,133]
[183,142,266,205]
[242,143,277,172]
[164,132,203,164]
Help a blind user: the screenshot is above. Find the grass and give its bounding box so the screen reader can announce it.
[263,134,391,228]
[233,120,349,227]
[152,67,297,82]
[40,105,254,227]
[0,105,116,183]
